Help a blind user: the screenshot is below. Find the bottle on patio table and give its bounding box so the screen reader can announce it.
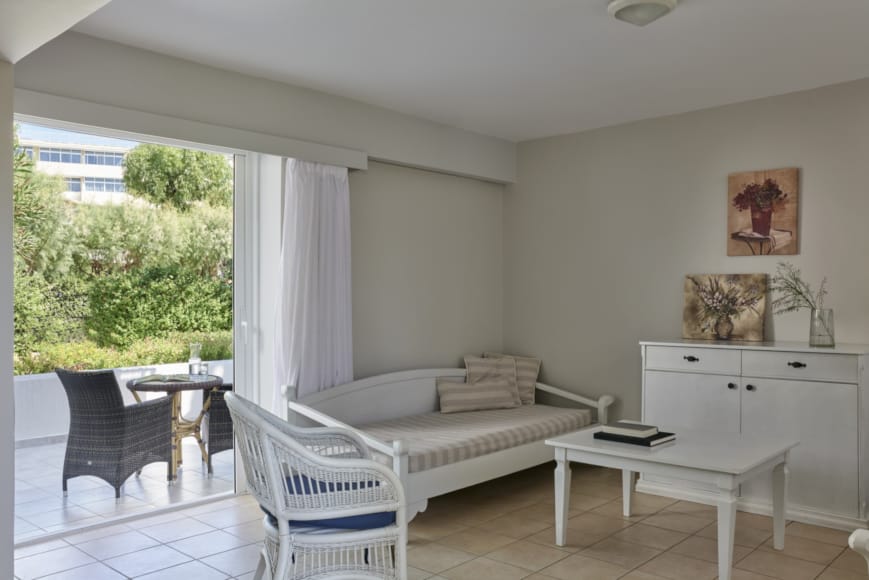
[188,342,202,375]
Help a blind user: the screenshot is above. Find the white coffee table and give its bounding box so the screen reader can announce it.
[546,428,798,580]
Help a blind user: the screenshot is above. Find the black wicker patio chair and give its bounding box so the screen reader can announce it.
[204,382,234,474]
[56,368,173,498]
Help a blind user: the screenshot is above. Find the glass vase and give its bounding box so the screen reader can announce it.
[188,342,202,374]
[809,309,835,347]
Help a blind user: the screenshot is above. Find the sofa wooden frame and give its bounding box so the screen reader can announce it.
[284,368,614,521]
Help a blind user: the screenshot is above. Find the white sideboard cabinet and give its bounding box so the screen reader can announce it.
[639,340,869,530]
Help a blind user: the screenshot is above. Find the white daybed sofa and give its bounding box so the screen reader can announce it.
[284,368,614,520]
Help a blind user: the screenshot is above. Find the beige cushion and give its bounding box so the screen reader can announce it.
[437,375,519,414]
[484,352,541,404]
[465,355,522,407]
[361,405,593,473]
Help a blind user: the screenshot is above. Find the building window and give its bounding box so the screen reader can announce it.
[84,177,126,193]
[39,148,82,164]
[16,146,34,159]
[84,151,125,166]
[65,178,83,193]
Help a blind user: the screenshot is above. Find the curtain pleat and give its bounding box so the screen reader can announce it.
[273,159,353,412]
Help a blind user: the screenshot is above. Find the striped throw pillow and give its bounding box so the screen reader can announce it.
[483,352,541,405]
[436,374,520,414]
[464,355,521,407]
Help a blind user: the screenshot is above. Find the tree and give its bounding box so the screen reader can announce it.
[12,126,72,279]
[123,144,233,210]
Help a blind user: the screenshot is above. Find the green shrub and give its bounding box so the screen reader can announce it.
[14,330,233,375]
[86,266,232,348]
[14,261,88,356]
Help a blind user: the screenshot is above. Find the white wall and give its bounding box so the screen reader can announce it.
[13,32,516,183]
[504,78,869,420]
[350,162,504,378]
[1,58,15,579]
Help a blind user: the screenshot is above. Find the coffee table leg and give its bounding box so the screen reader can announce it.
[717,485,738,580]
[622,470,634,517]
[554,449,571,546]
[772,459,789,550]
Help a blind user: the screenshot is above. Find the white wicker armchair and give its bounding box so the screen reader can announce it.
[225,393,407,580]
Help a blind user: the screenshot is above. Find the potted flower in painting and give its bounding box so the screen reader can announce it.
[690,275,765,340]
[732,178,788,236]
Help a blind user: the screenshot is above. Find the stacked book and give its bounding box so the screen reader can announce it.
[593,421,675,447]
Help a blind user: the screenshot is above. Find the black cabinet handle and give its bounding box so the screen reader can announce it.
[727,383,737,390]
[683,355,700,362]
[746,384,756,392]
[787,361,807,369]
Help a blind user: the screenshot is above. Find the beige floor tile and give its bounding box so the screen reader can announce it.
[736,512,773,532]
[407,565,432,580]
[566,511,634,534]
[475,512,552,539]
[486,540,570,571]
[787,522,852,547]
[524,527,587,552]
[728,570,782,580]
[662,500,717,518]
[758,533,846,565]
[439,556,529,580]
[591,498,660,522]
[409,517,471,541]
[640,512,713,534]
[437,528,517,555]
[696,521,772,549]
[667,535,751,564]
[508,502,580,523]
[830,546,869,574]
[637,552,719,580]
[408,543,476,574]
[736,549,826,580]
[610,523,689,551]
[620,571,670,580]
[540,553,629,580]
[565,492,612,511]
[818,568,869,580]
[580,537,661,569]
[571,482,623,500]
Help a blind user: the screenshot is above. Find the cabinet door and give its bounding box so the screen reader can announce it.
[740,378,859,518]
[644,371,740,433]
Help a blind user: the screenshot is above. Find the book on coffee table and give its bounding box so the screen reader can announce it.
[601,420,659,438]
[594,430,676,447]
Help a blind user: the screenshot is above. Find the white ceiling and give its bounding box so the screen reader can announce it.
[0,0,109,62]
[74,0,869,142]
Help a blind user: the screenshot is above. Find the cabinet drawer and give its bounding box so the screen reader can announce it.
[742,351,857,383]
[645,346,741,374]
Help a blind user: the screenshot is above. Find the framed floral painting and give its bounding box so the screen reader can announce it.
[727,168,799,256]
[682,274,767,341]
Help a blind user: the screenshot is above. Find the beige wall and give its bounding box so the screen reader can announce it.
[505,78,869,420]
[351,162,504,378]
[1,59,15,576]
[14,32,515,183]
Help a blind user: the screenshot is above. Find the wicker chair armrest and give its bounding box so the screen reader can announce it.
[273,451,406,518]
[290,428,372,460]
[125,395,173,432]
[258,401,371,459]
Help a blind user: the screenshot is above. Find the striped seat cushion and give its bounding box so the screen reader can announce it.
[359,405,593,473]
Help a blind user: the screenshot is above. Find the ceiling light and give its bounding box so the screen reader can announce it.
[608,0,677,26]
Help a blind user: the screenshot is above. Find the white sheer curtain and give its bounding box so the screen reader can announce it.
[273,159,353,412]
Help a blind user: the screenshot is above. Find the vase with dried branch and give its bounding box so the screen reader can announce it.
[770,262,834,347]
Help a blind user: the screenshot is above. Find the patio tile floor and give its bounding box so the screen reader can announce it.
[15,439,234,544]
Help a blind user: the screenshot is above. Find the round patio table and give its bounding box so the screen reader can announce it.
[126,374,223,480]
